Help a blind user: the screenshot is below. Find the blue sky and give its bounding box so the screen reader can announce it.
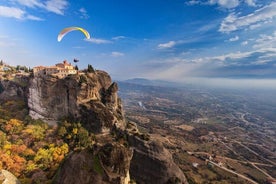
[1,0,276,86]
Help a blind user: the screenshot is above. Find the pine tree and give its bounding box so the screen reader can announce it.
[87,64,95,73]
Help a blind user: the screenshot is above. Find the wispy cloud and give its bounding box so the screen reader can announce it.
[253,31,276,49]
[241,41,248,45]
[44,0,68,15]
[158,41,176,49]
[187,0,240,9]
[12,0,68,15]
[85,38,112,44]
[186,0,201,5]
[112,36,126,40]
[212,51,253,61]
[79,8,89,19]
[219,2,276,33]
[229,36,239,42]
[0,6,25,19]
[111,51,124,57]
[0,5,43,20]
[14,0,43,7]
[26,14,44,21]
[245,0,256,7]
[209,0,240,9]
[197,21,219,32]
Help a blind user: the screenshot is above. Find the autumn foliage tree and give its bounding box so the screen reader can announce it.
[58,121,95,149]
[0,116,70,182]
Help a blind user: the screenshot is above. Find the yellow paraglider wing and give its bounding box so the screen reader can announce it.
[57,27,90,42]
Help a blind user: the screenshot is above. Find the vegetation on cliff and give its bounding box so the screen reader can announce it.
[0,65,188,184]
[0,67,128,183]
[0,99,102,183]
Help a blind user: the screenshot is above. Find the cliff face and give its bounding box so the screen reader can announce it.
[126,123,188,184]
[28,71,124,131]
[0,77,28,102]
[54,143,133,184]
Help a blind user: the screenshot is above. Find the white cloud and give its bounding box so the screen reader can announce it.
[210,0,240,9]
[213,51,252,61]
[0,5,43,20]
[186,0,201,5]
[253,31,276,49]
[14,0,43,8]
[26,14,44,21]
[85,38,112,44]
[13,0,68,15]
[241,41,248,45]
[112,36,126,40]
[158,41,176,49]
[245,0,256,7]
[111,51,124,57]
[197,22,218,32]
[249,23,262,30]
[187,0,240,9]
[0,6,25,19]
[79,8,89,19]
[229,36,239,41]
[205,48,276,62]
[219,2,276,33]
[187,0,261,9]
[44,0,68,15]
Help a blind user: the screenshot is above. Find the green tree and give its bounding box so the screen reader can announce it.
[87,64,95,73]
[58,121,94,149]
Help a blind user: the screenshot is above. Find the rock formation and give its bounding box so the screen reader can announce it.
[28,71,124,131]
[0,69,188,184]
[54,143,133,184]
[0,76,28,102]
[0,170,21,184]
[126,122,188,184]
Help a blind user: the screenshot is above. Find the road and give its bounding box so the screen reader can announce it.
[207,160,259,184]
[234,140,276,165]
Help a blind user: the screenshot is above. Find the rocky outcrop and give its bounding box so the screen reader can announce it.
[28,71,124,132]
[0,77,28,102]
[53,143,133,184]
[0,170,21,184]
[126,123,188,184]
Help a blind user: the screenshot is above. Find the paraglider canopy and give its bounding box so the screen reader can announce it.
[57,27,90,42]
